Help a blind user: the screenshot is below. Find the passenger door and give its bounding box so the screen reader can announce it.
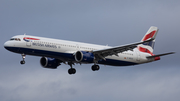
[26,40,31,47]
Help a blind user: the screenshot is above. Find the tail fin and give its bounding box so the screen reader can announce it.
[138,26,159,55]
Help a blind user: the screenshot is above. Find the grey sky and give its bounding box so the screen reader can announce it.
[0,0,180,101]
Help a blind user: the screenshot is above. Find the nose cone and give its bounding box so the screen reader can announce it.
[4,41,20,53]
[4,41,9,48]
[4,41,14,51]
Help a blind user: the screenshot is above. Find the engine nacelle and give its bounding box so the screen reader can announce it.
[40,57,60,69]
[74,51,94,63]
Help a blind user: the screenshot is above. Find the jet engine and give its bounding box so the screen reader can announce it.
[74,51,94,63]
[40,57,61,69]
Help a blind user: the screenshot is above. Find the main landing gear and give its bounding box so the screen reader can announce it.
[91,64,100,71]
[67,62,100,75]
[20,53,26,64]
[68,68,76,75]
[68,62,76,75]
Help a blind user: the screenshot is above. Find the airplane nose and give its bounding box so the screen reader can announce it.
[4,41,19,52]
[4,41,13,50]
[4,41,9,50]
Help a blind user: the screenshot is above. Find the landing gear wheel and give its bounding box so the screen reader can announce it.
[91,65,100,71]
[68,68,76,75]
[20,60,25,64]
[20,53,26,65]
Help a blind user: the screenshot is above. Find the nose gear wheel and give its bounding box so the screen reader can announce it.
[20,53,26,64]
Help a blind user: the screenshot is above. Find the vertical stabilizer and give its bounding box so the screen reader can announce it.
[138,26,159,55]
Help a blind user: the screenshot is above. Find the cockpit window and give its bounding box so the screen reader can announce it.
[10,38,21,41]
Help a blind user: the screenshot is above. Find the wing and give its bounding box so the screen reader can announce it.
[93,39,153,61]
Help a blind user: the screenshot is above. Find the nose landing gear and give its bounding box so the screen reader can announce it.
[20,53,26,64]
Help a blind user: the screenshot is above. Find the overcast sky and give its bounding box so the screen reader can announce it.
[0,0,180,101]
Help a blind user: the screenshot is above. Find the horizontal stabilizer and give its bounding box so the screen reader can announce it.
[146,52,175,59]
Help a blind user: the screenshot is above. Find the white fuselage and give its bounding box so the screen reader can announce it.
[4,35,154,66]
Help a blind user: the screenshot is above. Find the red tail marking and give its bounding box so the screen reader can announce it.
[138,46,153,55]
[138,46,160,60]
[143,31,156,41]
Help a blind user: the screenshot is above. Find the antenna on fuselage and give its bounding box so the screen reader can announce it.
[24,33,26,35]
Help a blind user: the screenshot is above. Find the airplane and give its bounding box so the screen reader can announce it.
[4,26,174,75]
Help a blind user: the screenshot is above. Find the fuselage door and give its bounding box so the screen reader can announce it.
[76,44,80,51]
[23,35,31,47]
[26,40,31,47]
[136,50,141,61]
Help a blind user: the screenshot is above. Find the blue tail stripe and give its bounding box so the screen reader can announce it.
[143,41,155,49]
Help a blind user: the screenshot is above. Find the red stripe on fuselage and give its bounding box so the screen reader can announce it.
[143,31,156,41]
[23,37,40,40]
